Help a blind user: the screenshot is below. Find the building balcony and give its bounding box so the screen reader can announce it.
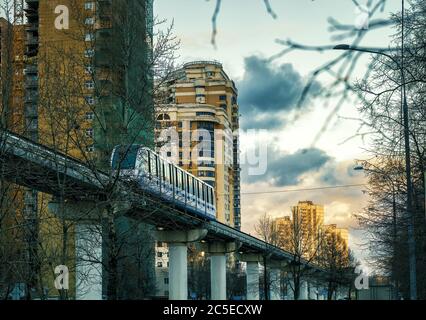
[26,36,38,45]
[25,79,38,89]
[25,105,38,118]
[24,65,37,75]
[24,94,38,103]
[25,23,38,32]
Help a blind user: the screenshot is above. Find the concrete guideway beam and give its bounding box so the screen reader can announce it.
[155,229,208,243]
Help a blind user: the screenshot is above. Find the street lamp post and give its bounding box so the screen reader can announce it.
[334,1,417,300]
[354,165,399,298]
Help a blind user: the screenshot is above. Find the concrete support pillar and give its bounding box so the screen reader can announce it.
[286,279,295,300]
[269,268,281,300]
[299,280,309,300]
[156,228,207,300]
[168,243,188,300]
[210,254,227,300]
[309,282,317,300]
[246,262,260,300]
[75,224,102,300]
[200,241,240,300]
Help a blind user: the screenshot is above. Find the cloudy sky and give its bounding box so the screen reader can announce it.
[155,0,401,267]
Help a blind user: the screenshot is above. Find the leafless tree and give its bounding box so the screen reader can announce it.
[254,212,280,300]
[350,0,426,299]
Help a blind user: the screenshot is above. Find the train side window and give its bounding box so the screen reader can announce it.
[202,185,205,202]
[180,171,185,192]
[169,164,173,184]
[147,151,152,177]
[177,169,181,189]
[141,150,149,173]
[175,167,178,189]
[155,155,159,177]
[164,163,169,183]
[210,189,214,205]
[186,175,190,193]
[162,163,165,180]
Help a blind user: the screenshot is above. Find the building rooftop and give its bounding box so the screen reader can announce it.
[183,60,223,68]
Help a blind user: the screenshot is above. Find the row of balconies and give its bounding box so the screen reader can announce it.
[26,23,38,32]
[26,35,38,45]
[24,94,38,107]
[25,105,38,118]
[24,65,37,75]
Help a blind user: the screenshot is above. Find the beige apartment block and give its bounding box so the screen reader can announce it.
[156,61,241,228]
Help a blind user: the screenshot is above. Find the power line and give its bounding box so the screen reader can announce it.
[239,184,366,196]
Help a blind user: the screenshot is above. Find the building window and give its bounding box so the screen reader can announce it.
[157,241,163,247]
[206,181,215,188]
[85,49,94,57]
[85,17,95,25]
[85,81,94,89]
[157,113,170,121]
[164,278,169,285]
[85,96,95,105]
[196,112,215,117]
[85,33,94,42]
[86,128,94,137]
[157,262,163,268]
[85,2,95,10]
[85,112,95,120]
[157,252,163,258]
[198,170,215,177]
[219,95,227,101]
[206,71,215,77]
[220,104,227,111]
[85,65,94,74]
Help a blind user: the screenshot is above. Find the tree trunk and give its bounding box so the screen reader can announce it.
[263,256,268,300]
[106,206,118,300]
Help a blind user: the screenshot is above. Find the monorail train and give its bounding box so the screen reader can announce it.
[111,145,216,220]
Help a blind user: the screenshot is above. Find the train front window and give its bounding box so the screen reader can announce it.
[112,145,139,170]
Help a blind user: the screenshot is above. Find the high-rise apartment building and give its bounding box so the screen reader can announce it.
[1,0,155,299]
[324,224,349,249]
[0,17,25,132]
[33,0,154,164]
[291,200,325,234]
[156,61,241,228]
[275,201,349,259]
